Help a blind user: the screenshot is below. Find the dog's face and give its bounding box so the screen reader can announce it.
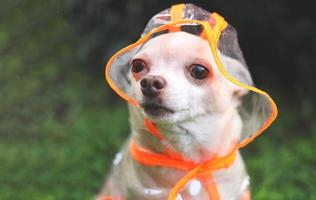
[129,31,250,123]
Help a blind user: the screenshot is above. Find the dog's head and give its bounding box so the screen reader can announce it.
[106,4,277,151]
[129,31,252,123]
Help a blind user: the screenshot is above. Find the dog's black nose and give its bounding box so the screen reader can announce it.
[140,76,166,98]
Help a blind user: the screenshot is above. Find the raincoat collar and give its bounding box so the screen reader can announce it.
[130,118,238,200]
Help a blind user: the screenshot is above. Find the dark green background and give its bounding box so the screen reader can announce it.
[0,0,315,199]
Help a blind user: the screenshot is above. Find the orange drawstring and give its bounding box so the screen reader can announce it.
[144,118,165,141]
[129,118,238,200]
[130,138,237,200]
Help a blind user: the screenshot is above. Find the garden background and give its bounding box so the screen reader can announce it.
[0,0,315,199]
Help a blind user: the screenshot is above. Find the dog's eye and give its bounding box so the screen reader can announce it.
[131,59,146,73]
[189,64,209,80]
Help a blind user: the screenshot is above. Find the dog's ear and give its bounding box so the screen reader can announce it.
[219,53,253,98]
[108,48,141,97]
[110,62,132,94]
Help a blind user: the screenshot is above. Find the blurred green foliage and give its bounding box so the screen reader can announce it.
[0,0,315,199]
[0,0,129,199]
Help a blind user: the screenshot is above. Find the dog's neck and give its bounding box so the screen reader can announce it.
[128,105,242,163]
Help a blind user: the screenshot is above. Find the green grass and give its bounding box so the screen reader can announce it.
[0,97,130,200]
[243,98,316,199]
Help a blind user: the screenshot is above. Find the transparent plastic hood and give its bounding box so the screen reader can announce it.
[105,3,277,147]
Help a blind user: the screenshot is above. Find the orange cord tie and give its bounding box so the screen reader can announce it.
[130,118,238,200]
[130,139,237,200]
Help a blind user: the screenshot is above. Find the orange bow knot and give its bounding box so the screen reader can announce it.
[130,137,237,200]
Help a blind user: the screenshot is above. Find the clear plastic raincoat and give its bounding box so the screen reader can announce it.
[103,3,278,200]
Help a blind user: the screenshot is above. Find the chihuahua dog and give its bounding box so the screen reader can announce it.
[98,29,253,200]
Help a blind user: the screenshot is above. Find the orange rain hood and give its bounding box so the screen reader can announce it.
[104,3,278,200]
